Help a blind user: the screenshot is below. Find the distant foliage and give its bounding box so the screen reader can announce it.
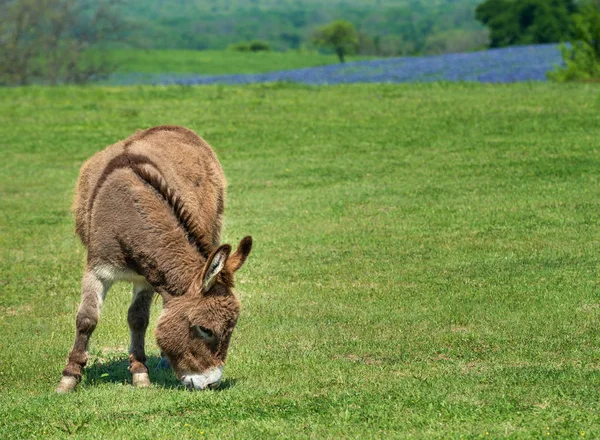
[549,1,600,81]
[230,40,271,52]
[230,42,250,52]
[0,0,127,85]
[312,20,359,63]
[249,40,271,52]
[118,0,485,56]
[476,0,577,47]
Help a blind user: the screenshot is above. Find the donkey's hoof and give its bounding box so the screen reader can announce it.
[56,376,78,393]
[132,372,151,388]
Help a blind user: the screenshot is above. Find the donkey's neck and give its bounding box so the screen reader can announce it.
[117,236,207,297]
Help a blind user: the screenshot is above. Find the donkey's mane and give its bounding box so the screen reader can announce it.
[130,160,212,259]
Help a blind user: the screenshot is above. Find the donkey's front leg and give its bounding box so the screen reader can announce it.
[56,269,111,393]
[128,281,154,387]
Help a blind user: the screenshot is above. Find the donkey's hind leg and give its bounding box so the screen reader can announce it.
[128,281,154,387]
[56,269,112,393]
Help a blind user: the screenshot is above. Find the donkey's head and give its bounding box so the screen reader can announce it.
[155,236,252,390]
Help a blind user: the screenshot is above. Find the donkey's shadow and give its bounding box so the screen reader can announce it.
[81,355,237,390]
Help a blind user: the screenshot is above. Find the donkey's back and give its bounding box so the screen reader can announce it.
[74,125,226,252]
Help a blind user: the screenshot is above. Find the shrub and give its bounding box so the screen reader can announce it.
[548,1,600,81]
[230,41,271,52]
[248,40,271,52]
[230,42,250,52]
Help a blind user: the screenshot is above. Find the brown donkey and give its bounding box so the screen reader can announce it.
[56,125,252,392]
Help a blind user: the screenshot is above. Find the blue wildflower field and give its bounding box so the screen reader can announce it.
[140,44,562,86]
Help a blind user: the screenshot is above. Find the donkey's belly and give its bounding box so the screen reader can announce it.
[93,264,147,284]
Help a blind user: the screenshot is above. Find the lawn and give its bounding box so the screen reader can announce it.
[110,49,370,74]
[102,49,370,85]
[1,83,600,438]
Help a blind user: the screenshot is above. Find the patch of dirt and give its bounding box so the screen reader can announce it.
[93,346,128,363]
[460,361,488,374]
[0,304,33,317]
[450,325,470,333]
[337,354,383,366]
[533,401,551,409]
[579,303,600,311]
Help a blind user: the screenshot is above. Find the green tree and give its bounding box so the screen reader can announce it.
[475,0,577,48]
[312,20,359,63]
[0,0,128,85]
[475,0,517,47]
[549,0,600,81]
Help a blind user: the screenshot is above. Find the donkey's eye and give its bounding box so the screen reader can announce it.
[194,325,214,340]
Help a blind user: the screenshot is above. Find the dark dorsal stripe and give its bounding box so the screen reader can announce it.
[88,151,211,260]
[129,160,211,260]
[88,153,148,219]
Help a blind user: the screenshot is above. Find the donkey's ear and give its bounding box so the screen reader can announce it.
[200,244,232,293]
[226,236,253,273]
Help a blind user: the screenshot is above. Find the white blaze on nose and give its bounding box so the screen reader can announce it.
[181,366,223,390]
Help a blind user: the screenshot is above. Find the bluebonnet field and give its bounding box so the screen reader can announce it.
[111,44,562,86]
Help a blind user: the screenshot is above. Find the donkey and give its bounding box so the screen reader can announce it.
[56,125,252,392]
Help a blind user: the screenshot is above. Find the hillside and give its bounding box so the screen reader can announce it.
[103,44,560,85]
[121,0,486,55]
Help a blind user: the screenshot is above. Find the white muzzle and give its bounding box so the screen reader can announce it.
[180,366,223,390]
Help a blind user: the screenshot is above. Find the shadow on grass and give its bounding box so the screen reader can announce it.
[81,355,237,391]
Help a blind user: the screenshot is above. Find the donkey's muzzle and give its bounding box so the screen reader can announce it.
[181,366,223,390]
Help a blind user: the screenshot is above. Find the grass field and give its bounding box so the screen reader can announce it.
[109,49,369,74]
[1,83,600,438]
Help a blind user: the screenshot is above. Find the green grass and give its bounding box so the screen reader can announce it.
[108,49,369,74]
[1,83,600,438]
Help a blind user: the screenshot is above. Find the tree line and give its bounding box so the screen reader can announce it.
[0,0,485,85]
[119,0,485,56]
[475,0,600,80]
[0,0,126,85]
[1,0,598,85]
[475,0,577,47]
